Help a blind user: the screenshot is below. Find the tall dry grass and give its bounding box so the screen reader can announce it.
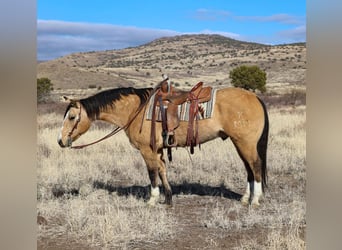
[37,103,306,249]
[201,106,306,249]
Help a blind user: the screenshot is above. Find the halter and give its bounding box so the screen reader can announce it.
[68,79,166,149]
[67,105,82,138]
[69,99,148,149]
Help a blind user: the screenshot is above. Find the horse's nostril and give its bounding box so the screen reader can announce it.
[58,139,65,148]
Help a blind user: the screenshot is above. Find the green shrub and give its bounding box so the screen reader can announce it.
[229,65,266,93]
[37,77,53,102]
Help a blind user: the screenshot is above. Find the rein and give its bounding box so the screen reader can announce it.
[69,79,167,150]
[70,100,148,149]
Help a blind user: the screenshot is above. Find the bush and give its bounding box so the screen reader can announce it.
[229,65,266,93]
[37,77,53,102]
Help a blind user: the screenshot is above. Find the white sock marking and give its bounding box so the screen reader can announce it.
[254,181,262,198]
[151,186,160,198]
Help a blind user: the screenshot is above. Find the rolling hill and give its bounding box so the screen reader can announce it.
[37,34,306,98]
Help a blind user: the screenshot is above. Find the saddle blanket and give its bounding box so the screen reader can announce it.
[146,88,217,121]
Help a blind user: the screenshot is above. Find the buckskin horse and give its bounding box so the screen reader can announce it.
[57,82,269,207]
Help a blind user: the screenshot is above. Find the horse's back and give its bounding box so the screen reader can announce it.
[215,87,262,106]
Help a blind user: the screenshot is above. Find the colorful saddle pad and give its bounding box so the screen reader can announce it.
[146,88,217,121]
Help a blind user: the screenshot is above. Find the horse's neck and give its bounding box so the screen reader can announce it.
[97,95,141,127]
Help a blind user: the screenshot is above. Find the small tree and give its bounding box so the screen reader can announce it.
[229,65,266,93]
[37,77,53,102]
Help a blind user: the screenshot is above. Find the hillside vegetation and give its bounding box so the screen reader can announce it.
[37,34,306,97]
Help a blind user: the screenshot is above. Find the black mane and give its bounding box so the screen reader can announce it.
[65,87,152,120]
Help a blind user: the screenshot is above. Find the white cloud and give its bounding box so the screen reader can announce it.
[193,9,231,21]
[37,19,245,61]
[277,25,306,42]
[37,20,180,60]
[191,9,305,25]
[188,10,306,44]
[235,13,305,25]
[37,18,306,61]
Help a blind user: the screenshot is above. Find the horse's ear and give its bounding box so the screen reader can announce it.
[162,73,168,80]
[62,96,76,104]
[63,96,71,102]
[62,96,79,107]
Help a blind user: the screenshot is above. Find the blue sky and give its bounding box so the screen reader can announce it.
[37,0,306,61]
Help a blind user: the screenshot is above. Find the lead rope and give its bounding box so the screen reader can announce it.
[70,101,147,149]
[70,126,122,149]
[70,81,171,150]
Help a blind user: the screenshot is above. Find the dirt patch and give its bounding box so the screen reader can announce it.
[38,193,305,249]
[150,196,252,250]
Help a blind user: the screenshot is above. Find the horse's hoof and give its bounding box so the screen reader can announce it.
[241,201,249,207]
[251,201,260,208]
[147,199,158,207]
[240,196,250,206]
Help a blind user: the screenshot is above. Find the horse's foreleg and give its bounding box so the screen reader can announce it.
[147,168,160,206]
[158,166,172,206]
[156,148,172,206]
[141,148,172,206]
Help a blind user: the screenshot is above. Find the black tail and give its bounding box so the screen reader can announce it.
[257,97,269,192]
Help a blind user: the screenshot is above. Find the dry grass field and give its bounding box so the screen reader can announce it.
[37,34,306,249]
[37,98,306,249]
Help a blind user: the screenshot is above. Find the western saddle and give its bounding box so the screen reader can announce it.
[149,75,212,159]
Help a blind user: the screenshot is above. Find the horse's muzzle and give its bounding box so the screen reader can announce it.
[58,138,66,148]
[58,139,65,148]
[58,137,72,148]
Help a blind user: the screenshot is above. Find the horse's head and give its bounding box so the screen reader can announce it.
[57,96,91,148]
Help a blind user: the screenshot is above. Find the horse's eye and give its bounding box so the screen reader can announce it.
[69,115,76,120]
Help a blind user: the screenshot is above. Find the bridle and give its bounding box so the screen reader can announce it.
[67,105,82,138]
[66,80,167,150]
[68,99,149,149]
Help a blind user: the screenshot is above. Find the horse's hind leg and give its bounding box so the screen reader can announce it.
[239,157,254,205]
[233,140,263,207]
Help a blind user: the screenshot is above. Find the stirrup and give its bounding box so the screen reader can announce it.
[164,131,177,147]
